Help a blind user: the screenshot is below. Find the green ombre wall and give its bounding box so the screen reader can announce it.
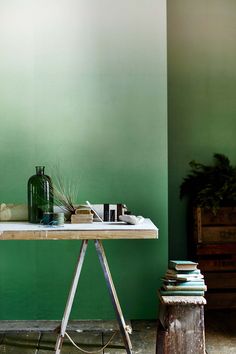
[0,1,167,319]
[168,0,236,258]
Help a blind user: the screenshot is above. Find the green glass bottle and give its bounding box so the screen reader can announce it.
[27,166,53,223]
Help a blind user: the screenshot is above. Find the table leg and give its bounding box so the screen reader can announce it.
[55,239,88,354]
[95,239,133,354]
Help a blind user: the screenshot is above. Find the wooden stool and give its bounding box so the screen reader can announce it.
[156,295,206,354]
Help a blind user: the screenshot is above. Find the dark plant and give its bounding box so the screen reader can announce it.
[180,153,236,213]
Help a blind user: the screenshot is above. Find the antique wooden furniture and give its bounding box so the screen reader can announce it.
[191,207,236,309]
[156,294,206,354]
[0,220,158,354]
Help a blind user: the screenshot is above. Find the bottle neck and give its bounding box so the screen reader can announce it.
[36,166,45,175]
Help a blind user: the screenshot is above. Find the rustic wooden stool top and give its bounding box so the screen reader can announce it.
[157,293,206,354]
[160,295,206,306]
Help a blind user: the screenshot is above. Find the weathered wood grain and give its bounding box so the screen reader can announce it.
[193,207,236,243]
[199,256,236,271]
[201,207,236,225]
[201,226,236,243]
[103,322,156,354]
[0,220,158,240]
[0,229,157,240]
[157,296,206,354]
[0,334,4,345]
[192,207,236,309]
[206,292,236,309]
[0,318,235,354]
[0,320,126,333]
[159,295,206,306]
[0,332,40,353]
[38,332,103,354]
[204,272,236,289]
[196,243,236,256]
[131,321,156,354]
[103,332,126,353]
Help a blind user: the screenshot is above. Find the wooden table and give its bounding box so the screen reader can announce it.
[0,219,158,354]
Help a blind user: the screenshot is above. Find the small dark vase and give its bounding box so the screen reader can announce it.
[28,166,53,223]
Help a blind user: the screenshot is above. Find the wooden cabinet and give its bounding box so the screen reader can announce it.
[190,207,236,309]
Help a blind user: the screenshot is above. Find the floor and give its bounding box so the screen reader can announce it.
[0,310,235,353]
[205,309,236,354]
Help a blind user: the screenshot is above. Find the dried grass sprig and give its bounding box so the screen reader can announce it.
[50,170,79,215]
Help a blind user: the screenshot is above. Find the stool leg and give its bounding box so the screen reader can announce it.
[55,239,89,354]
[95,240,133,354]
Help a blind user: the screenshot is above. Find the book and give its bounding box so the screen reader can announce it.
[71,214,93,224]
[164,275,204,282]
[162,279,205,286]
[166,268,201,275]
[75,208,92,215]
[169,260,198,271]
[165,272,203,278]
[165,269,203,276]
[160,288,204,296]
[163,284,207,291]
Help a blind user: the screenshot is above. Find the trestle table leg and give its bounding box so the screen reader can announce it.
[55,239,88,354]
[95,239,133,354]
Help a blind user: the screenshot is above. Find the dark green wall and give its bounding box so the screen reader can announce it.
[0,1,167,319]
[168,0,236,258]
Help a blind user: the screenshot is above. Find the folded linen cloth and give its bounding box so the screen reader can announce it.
[0,203,28,221]
[119,215,144,225]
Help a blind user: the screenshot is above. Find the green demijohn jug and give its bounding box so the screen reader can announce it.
[27,166,53,223]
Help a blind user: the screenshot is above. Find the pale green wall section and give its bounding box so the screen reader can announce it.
[168,0,236,257]
[0,1,167,319]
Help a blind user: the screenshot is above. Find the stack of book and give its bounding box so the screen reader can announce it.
[160,260,207,296]
[71,207,93,224]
